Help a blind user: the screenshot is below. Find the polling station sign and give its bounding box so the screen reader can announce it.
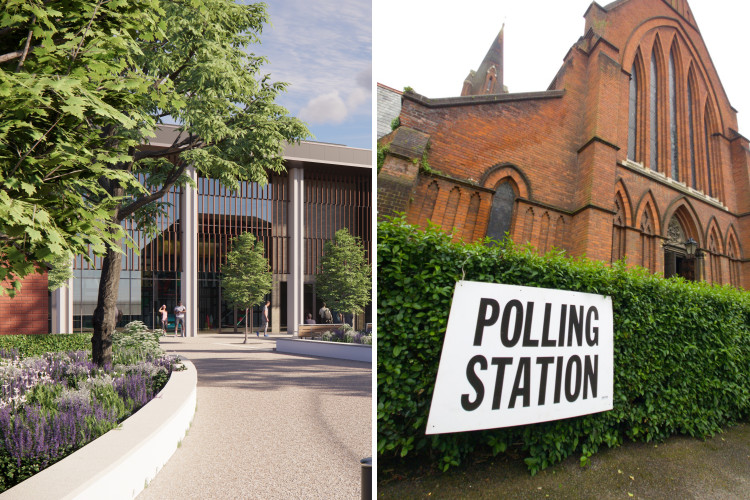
[426,281,613,435]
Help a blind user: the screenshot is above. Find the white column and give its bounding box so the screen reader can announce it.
[287,166,304,336]
[180,167,199,337]
[51,273,73,334]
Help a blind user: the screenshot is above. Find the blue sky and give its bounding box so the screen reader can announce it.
[258,0,372,150]
[375,0,750,134]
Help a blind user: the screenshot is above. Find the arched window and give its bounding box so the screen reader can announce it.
[628,59,639,161]
[486,181,516,242]
[669,50,678,180]
[687,76,697,189]
[650,50,659,171]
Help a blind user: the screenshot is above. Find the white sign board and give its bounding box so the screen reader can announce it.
[426,281,613,435]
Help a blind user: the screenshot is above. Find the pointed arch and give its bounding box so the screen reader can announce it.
[724,224,743,260]
[621,19,727,135]
[462,193,481,242]
[707,223,723,285]
[614,179,633,226]
[639,202,657,271]
[704,217,724,255]
[443,187,461,233]
[628,49,646,162]
[486,181,517,242]
[539,212,551,253]
[554,216,566,251]
[522,207,535,245]
[725,227,742,288]
[662,197,703,247]
[421,181,439,226]
[612,190,628,263]
[649,36,665,172]
[480,163,531,200]
[703,99,723,201]
[668,40,681,181]
[634,190,662,237]
[686,64,700,190]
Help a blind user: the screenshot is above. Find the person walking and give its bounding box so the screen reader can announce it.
[259,300,270,337]
[158,304,168,335]
[319,302,332,324]
[174,301,186,337]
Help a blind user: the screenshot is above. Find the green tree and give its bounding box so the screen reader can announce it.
[316,228,371,327]
[221,233,272,343]
[1,0,308,365]
[1,0,161,297]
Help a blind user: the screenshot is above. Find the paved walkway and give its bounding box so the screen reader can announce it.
[137,333,371,500]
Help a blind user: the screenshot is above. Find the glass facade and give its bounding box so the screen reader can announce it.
[72,162,372,333]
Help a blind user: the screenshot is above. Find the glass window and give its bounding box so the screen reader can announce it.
[628,62,639,160]
[669,51,678,180]
[650,51,658,171]
[486,182,516,242]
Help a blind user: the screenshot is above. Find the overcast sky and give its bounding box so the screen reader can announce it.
[259,0,372,149]
[374,0,750,134]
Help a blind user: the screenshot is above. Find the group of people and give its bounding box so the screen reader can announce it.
[156,300,270,338]
[310,303,349,325]
[154,300,354,335]
[158,302,187,337]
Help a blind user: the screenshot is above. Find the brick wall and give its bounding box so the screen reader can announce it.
[378,0,750,289]
[0,273,49,335]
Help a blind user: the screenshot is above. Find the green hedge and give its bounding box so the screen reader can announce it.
[0,333,91,358]
[377,217,750,473]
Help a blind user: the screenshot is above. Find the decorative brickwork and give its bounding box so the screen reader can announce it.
[378,0,749,289]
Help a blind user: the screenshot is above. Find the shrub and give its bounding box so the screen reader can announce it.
[377,217,750,474]
[0,334,90,359]
[113,321,165,365]
[0,327,180,491]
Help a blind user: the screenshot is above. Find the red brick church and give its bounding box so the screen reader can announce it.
[378,0,748,289]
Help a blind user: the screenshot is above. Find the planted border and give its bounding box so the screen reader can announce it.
[377,217,750,474]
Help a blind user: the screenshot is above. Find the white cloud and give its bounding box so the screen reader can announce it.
[299,91,348,124]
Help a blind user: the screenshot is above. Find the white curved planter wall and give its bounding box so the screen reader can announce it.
[1,360,197,500]
[275,338,372,363]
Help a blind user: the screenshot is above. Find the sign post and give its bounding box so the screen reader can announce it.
[426,281,614,435]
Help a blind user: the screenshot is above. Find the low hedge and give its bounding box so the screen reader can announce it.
[0,333,90,358]
[377,217,750,474]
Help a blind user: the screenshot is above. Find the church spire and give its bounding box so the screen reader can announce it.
[461,24,507,96]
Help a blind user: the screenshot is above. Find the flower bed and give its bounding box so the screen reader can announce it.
[315,324,373,345]
[0,322,181,492]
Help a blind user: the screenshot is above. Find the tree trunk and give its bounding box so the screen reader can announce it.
[92,241,123,367]
[244,308,248,343]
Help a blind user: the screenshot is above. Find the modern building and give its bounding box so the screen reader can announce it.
[1,125,372,336]
[378,0,748,289]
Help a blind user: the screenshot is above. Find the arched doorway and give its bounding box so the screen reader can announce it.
[663,216,701,281]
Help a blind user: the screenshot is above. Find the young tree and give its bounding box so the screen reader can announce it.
[315,229,371,327]
[2,0,308,365]
[221,233,272,343]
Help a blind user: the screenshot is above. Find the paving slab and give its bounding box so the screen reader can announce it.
[138,334,371,500]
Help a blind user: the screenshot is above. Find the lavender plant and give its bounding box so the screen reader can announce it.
[0,330,181,491]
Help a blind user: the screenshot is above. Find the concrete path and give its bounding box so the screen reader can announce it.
[137,333,371,500]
